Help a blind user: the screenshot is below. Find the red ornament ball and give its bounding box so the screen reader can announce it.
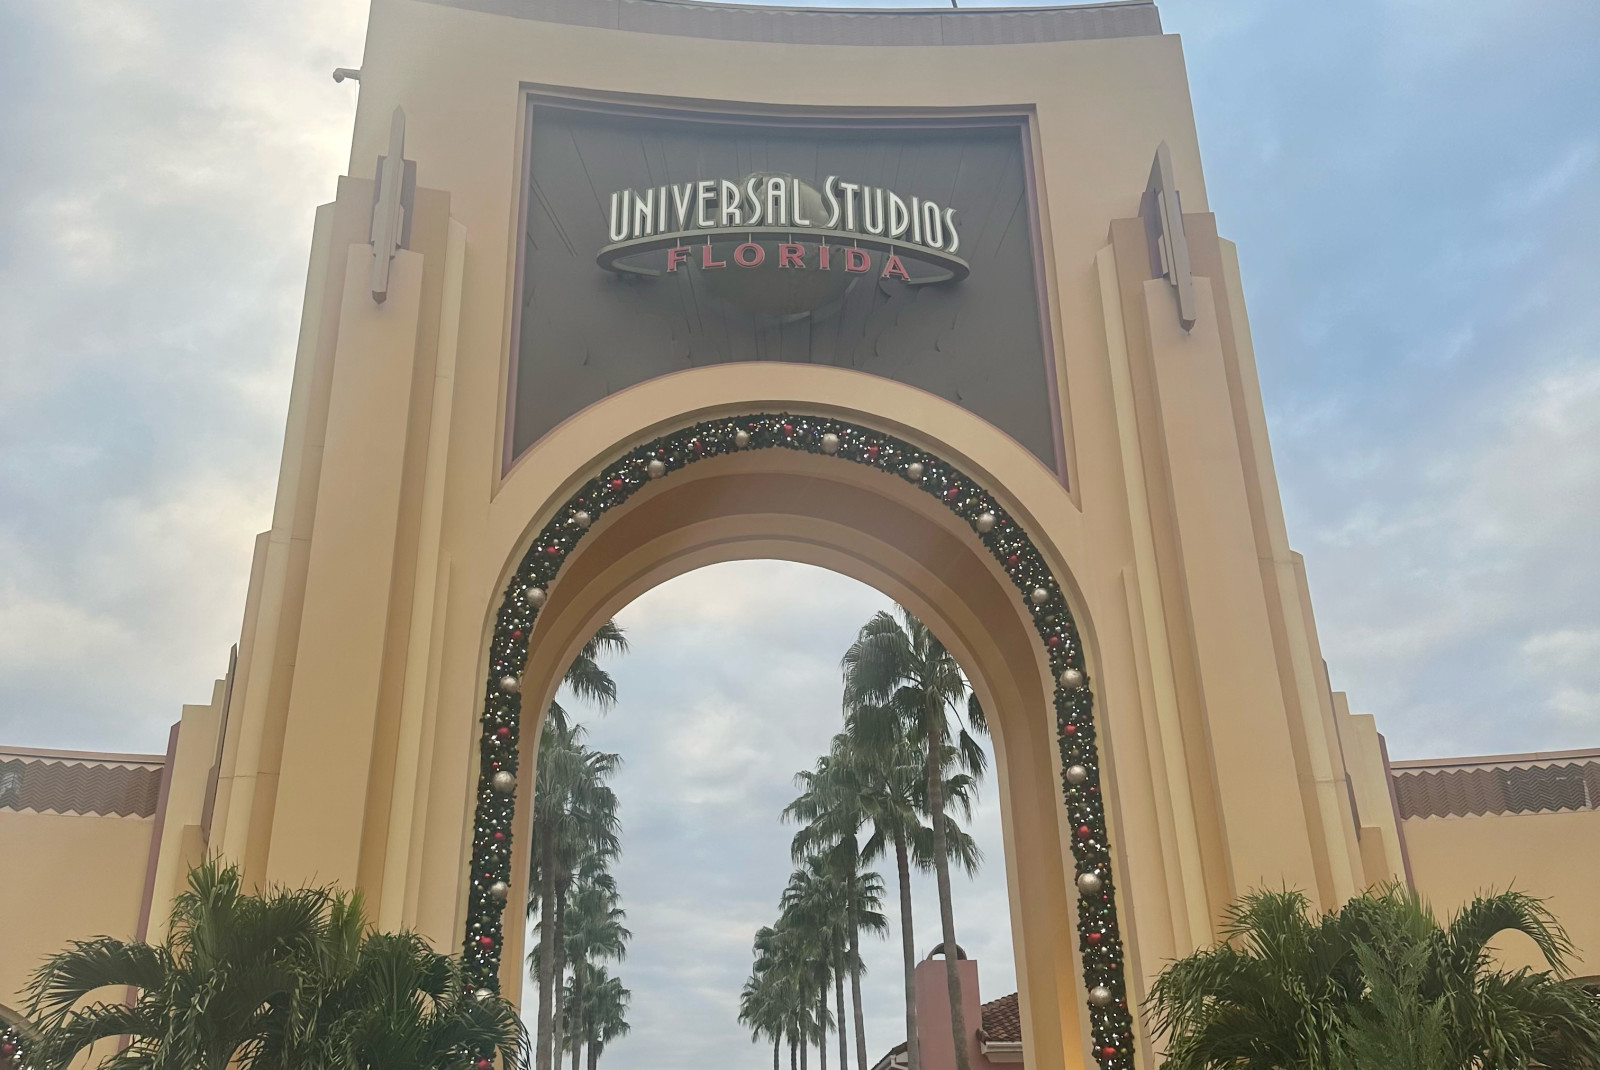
[1047,635,1061,647]
[476,1059,494,1069]
[496,727,510,739]
[1064,724,1078,735]
[477,935,494,948]
[609,478,624,489]
[1087,931,1103,945]
[511,629,522,639]
[1077,825,1093,840]
[544,546,560,557]
[867,445,880,460]
[782,423,794,435]
[944,487,960,500]
[1006,553,1020,567]
[1100,1047,1117,1059]
[493,831,505,841]
[691,439,703,454]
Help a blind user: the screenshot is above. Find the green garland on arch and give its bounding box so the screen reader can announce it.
[461,414,1135,1069]
[0,1026,29,1070]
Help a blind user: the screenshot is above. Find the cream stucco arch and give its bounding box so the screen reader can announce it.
[473,365,1132,1070]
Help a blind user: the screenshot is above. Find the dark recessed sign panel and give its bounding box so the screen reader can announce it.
[511,100,1057,469]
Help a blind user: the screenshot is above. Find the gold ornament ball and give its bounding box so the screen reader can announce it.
[1030,587,1050,606]
[734,429,751,448]
[499,675,520,694]
[491,771,516,794]
[975,511,996,533]
[1065,763,1089,785]
[488,880,510,902]
[647,458,666,478]
[821,432,840,454]
[1060,667,1085,689]
[573,510,591,529]
[905,462,924,481]
[1077,871,1104,896]
[475,988,495,1002]
[1088,985,1113,1008]
[525,586,546,607]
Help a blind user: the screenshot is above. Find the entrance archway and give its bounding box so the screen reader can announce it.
[464,371,1134,1070]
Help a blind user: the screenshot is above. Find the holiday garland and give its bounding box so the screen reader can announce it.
[0,1027,28,1070]
[461,414,1135,1068]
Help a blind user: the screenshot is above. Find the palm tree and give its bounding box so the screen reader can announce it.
[562,873,630,1070]
[781,856,848,1070]
[784,746,890,1070]
[26,860,524,1070]
[530,727,621,1070]
[1146,884,1600,1070]
[545,621,629,736]
[569,965,629,1070]
[260,923,526,1070]
[842,609,987,1070]
[739,956,789,1070]
[530,621,626,1070]
[838,606,987,1070]
[744,923,818,1070]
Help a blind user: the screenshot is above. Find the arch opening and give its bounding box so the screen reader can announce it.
[466,415,1132,1070]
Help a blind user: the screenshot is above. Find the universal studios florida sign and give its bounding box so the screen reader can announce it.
[598,173,971,286]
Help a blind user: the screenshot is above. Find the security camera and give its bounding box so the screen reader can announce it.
[332,68,361,83]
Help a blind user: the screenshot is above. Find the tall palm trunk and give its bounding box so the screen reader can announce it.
[800,1032,808,1070]
[774,1040,781,1070]
[834,958,848,1070]
[586,1037,600,1070]
[846,865,867,1070]
[924,712,970,1070]
[818,985,828,1070]
[553,890,568,1070]
[536,831,559,1070]
[568,957,586,1070]
[893,831,920,1070]
[791,1038,799,1070]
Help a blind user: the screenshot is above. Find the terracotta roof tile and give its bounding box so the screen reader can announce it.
[980,992,1020,1043]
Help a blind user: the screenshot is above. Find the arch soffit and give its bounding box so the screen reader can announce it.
[485,363,1095,633]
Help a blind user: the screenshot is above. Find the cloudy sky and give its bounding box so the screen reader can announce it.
[0,0,1595,1064]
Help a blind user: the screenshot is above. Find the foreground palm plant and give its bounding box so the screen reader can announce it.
[26,859,524,1070]
[1146,884,1600,1070]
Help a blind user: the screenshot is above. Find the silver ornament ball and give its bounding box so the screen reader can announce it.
[1088,985,1114,1008]
[1059,667,1085,689]
[525,586,547,608]
[821,432,841,454]
[1030,587,1050,606]
[647,458,666,478]
[904,462,925,482]
[475,988,495,1003]
[488,880,510,902]
[1065,763,1090,786]
[491,771,516,794]
[975,512,996,533]
[1077,871,1104,897]
[572,510,591,529]
[499,675,520,694]
[734,429,751,448]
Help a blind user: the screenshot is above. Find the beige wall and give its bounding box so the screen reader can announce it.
[1406,810,1600,977]
[0,810,152,1012]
